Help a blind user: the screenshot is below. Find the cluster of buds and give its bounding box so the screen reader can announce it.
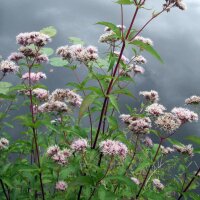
[0,138,9,150]
[0,60,19,74]
[139,90,159,103]
[55,181,68,191]
[23,88,49,101]
[49,89,83,107]
[70,138,88,152]
[152,179,164,190]
[160,145,174,155]
[120,114,152,134]
[171,107,198,124]
[99,139,128,159]
[56,44,98,63]
[173,144,194,157]
[163,0,187,12]
[47,145,71,165]
[21,72,47,83]
[146,103,166,116]
[133,36,153,46]
[185,95,200,105]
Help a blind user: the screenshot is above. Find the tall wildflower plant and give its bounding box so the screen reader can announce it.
[0,0,200,199]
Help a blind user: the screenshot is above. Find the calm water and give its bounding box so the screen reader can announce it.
[1,0,200,145]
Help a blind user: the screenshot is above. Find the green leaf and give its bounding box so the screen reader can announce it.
[0,82,12,94]
[68,37,85,45]
[112,88,134,98]
[130,40,163,63]
[107,116,118,131]
[49,57,68,67]
[79,93,98,121]
[186,136,200,145]
[40,26,57,37]
[116,0,134,5]
[109,95,120,113]
[40,47,54,56]
[96,21,121,37]
[70,176,94,186]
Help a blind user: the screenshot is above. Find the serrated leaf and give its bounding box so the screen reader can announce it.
[79,93,98,121]
[40,47,54,56]
[109,95,120,113]
[50,57,68,67]
[96,21,121,37]
[0,82,12,94]
[68,37,85,45]
[130,40,163,63]
[40,26,57,37]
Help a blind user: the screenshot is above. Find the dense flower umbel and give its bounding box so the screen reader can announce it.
[171,107,198,124]
[0,138,9,150]
[185,95,200,105]
[99,140,128,158]
[32,88,49,101]
[142,136,154,148]
[99,31,118,43]
[16,32,51,47]
[173,144,194,157]
[146,103,166,116]
[56,44,98,63]
[132,55,147,64]
[22,72,47,83]
[114,51,129,64]
[0,60,19,74]
[38,101,69,113]
[71,139,88,152]
[47,145,71,165]
[35,54,49,64]
[55,181,68,191]
[49,89,83,107]
[139,90,159,103]
[153,179,164,190]
[155,112,181,133]
[132,65,145,75]
[8,52,25,62]
[128,117,152,134]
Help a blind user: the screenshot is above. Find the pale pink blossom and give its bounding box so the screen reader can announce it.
[171,107,198,124]
[142,136,153,148]
[32,88,49,100]
[0,60,19,74]
[22,72,47,83]
[134,36,153,46]
[131,177,140,185]
[185,95,200,105]
[55,181,67,191]
[8,52,25,62]
[71,139,88,152]
[47,145,60,157]
[161,145,174,155]
[36,54,49,64]
[173,144,193,157]
[146,103,166,116]
[114,51,129,64]
[153,179,164,190]
[99,140,128,158]
[132,55,147,64]
[139,90,159,103]
[133,65,145,75]
[16,32,51,47]
[0,138,9,150]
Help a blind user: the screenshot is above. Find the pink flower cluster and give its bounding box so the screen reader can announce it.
[0,60,19,74]
[32,88,49,101]
[139,90,159,103]
[49,89,83,107]
[99,140,128,158]
[132,65,145,75]
[8,52,25,62]
[171,107,198,124]
[134,36,153,46]
[0,138,9,150]
[22,72,47,83]
[47,145,71,165]
[55,181,68,191]
[16,32,51,47]
[132,55,147,64]
[161,145,174,155]
[142,136,154,148]
[56,44,98,63]
[70,139,88,152]
[173,144,193,157]
[128,117,152,134]
[35,54,49,64]
[185,95,200,105]
[164,0,187,11]
[146,103,166,116]
[114,51,130,64]
[131,177,140,185]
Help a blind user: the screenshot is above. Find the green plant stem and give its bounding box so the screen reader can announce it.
[88,156,114,200]
[0,179,9,200]
[177,166,200,200]
[136,137,164,199]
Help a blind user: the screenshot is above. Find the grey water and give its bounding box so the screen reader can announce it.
[0,0,200,159]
